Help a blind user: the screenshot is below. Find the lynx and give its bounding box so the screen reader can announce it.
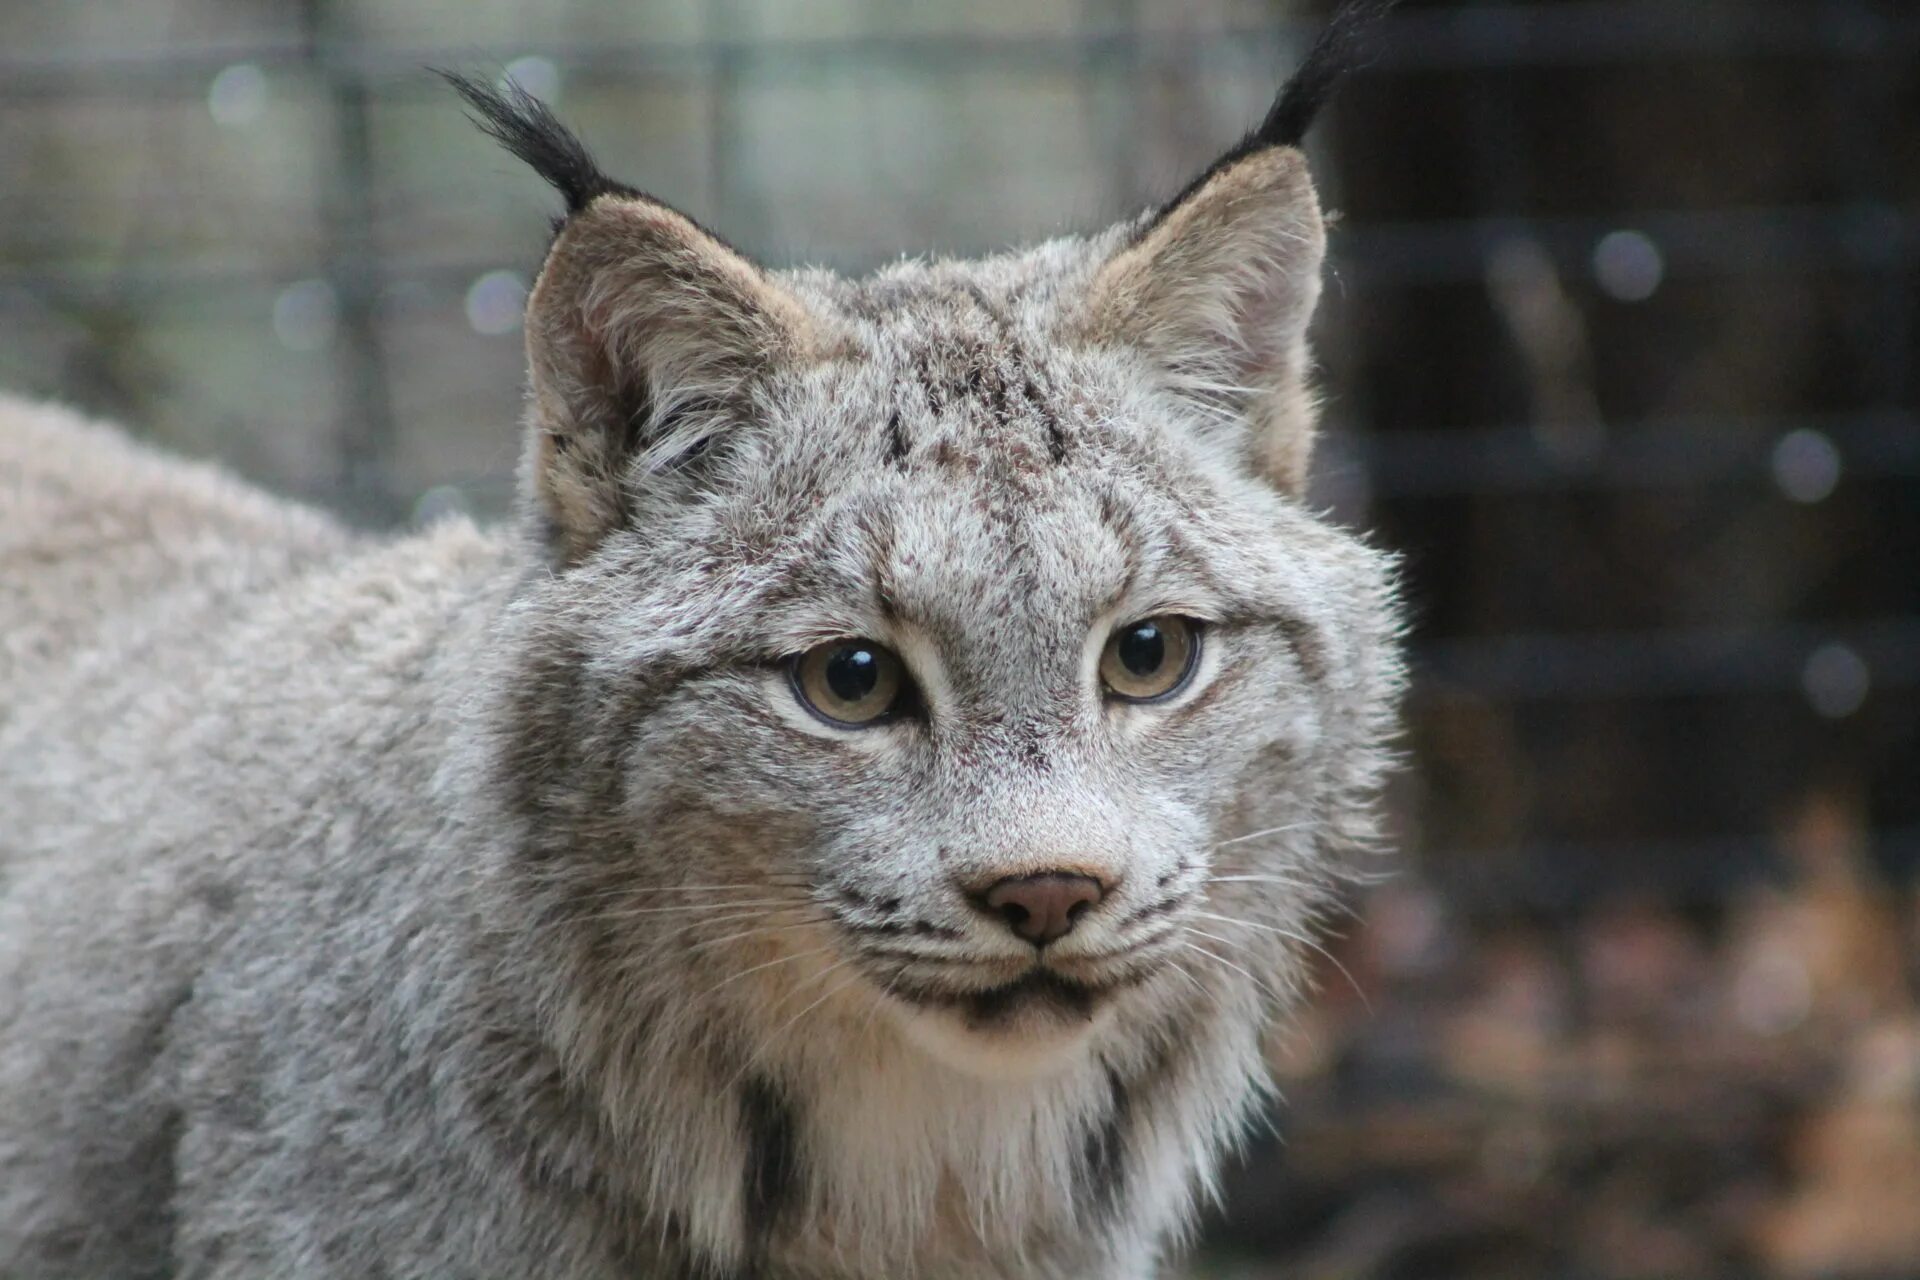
[0,5,1403,1276]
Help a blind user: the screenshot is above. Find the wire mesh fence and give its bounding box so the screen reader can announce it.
[3,0,1916,1275]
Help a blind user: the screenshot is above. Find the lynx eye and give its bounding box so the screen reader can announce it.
[1099,616,1202,703]
[790,639,908,728]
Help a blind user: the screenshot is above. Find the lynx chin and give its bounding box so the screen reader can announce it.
[0,5,1405,1277]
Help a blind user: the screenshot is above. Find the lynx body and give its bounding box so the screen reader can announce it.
[0,11,1403,1277]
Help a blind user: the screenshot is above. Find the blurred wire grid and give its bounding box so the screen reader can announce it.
[2,1,1917,1276]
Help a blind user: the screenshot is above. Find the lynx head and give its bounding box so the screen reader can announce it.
[450,1,1399,1122]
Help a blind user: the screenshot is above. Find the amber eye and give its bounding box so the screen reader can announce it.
[790,639,909,728]
[1099,616,1201,703]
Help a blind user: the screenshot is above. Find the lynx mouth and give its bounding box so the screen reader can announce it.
[888,968,1124,1027]
[881,965,1138,1076]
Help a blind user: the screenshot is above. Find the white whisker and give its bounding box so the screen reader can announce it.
[1164,956,1221,1010]
[1211,821,1314,850]
[697,944,841,1002]
[728,964,869,1092]
[625,881,815,894]
[1204,873,1319,891]
[853,970,902,1042]
[553,880,816,908]
[1190,910,1370,1012]
[681,918,832,955]
[1176,939,1286,1010]
[572,897,808,922]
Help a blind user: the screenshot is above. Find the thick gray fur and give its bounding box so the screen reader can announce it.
[0,41,1404,1280]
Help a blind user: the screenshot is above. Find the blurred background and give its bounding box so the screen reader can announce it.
[3,0,1916,1275]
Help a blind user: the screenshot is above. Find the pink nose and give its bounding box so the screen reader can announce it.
[980,873,1107,946]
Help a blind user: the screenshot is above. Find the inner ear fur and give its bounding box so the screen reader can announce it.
[1083,147,1328,494]
[439,71,832,562]
[522,194,826,564]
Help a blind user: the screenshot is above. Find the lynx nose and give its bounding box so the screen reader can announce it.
[980,873,1107,946]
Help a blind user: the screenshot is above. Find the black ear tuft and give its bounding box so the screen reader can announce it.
[1153,0,1396,223]
[436,69,641,216]
[1255,0,1399,151]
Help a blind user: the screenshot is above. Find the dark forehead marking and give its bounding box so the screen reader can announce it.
[960,282,1069,463]
[884,408,908,465]
[1030,373,1069,464]
[851,277,1071,468]
[910,346,946,419]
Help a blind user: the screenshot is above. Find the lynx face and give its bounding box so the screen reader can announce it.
[497,258,1382,1078]
[449,36,1401,1266]
[479,171,1398,1097]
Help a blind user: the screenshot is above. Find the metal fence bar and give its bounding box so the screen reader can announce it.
[8,204,1909,294]
[306,0,399,521]
[1347,411,1920,495]
[1416,616,1920,702]
[6,2,1920,99]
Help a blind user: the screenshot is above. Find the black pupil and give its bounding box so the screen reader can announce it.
[825,647,881,704]
[1117,622,1166,677]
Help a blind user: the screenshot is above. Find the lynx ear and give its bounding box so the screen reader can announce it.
[444,74,824,563]
[1085,150,1326,492]
[518,195,823,563]
[1082,0,1393,493]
